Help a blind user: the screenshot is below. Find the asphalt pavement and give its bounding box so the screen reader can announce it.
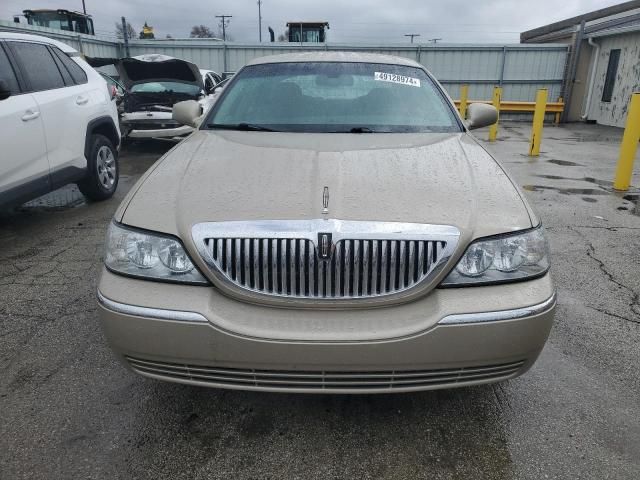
[1,126,639,480]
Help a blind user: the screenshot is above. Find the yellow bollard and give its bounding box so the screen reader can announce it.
[613,92,640,191]
[488,86,502,142]
[555,96,563,125]
[459,84,469,119]
[529,88,548,156]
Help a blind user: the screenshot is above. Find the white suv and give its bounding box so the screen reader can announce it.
[0,32,121,209]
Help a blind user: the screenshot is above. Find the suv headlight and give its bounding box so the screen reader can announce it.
[104,222,209,285]
[440,226,549,286]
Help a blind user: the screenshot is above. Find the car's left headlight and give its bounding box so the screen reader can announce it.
[104,222,209,285]
[440,226,550,286]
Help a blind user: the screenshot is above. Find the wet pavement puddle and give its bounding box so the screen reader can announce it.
[547,159,584,167]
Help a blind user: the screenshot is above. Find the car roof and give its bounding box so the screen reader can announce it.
[246,51,424,68]
[0,32,77,53]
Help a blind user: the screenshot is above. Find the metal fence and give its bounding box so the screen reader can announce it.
[1,20,569,102]
[0,20,120,57]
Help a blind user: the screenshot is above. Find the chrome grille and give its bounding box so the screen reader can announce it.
[205,237,447,298]
[126,356,526,392]
[192,220,460,304]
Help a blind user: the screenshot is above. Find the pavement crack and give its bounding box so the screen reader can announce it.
[586,305,640,325]
[568,226,640,324]
[572,225,640,231]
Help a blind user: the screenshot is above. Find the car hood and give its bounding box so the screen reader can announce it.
[115,54,203,90]
[118,131,535,247]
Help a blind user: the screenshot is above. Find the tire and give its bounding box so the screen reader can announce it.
[77,134,119,201]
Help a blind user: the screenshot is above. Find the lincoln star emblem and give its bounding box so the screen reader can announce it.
[318,232,333,260]
[322,186,329,215]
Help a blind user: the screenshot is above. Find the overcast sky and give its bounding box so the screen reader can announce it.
[0,0,625,42]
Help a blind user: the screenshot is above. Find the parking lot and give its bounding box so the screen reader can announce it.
[1,123,639,479]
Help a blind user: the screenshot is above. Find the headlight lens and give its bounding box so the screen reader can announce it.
[105,222,209,284]
[441,226,549,286]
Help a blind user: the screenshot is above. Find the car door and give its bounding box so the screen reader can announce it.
[203,73,215,95]
[0,42,49,203]
[7,41,89,180]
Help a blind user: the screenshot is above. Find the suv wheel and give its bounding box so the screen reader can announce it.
[77,134,119,201]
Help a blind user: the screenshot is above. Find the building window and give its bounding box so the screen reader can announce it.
[602,49,621,103]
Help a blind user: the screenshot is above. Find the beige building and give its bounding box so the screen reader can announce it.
[522,1,640,127]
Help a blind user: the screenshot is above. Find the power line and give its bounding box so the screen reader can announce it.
[257,0,262,42]
[215,14,232,41]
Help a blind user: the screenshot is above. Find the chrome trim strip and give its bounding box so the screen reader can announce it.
[193,219,460,242]
[438,292,557,325]
[97,291,208,323]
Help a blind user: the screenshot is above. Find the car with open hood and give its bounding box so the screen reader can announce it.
[116,54,219,140]
[98,52,556,394]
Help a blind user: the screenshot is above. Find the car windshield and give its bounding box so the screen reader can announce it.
[205,62,461,133]
[130,81,200,95]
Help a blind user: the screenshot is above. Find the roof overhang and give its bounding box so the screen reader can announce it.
[521,0,640,42]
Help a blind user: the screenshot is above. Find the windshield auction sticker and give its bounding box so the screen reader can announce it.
[374,72,421,87]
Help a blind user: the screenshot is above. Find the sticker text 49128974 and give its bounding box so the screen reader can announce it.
[374,72,421,87]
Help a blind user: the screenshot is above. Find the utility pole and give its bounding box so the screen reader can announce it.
[121,16,130,57]
[257,0,262,42]
[428,38,442,44]
[81,0,86,14]
[404,33,420,43]
[215,14,232,41]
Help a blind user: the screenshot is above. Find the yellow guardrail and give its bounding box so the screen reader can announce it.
[613,92,640,191]
[453,99,565,114]
[488,87,502,142]
[455,85,563,154]
[529,88,548,156]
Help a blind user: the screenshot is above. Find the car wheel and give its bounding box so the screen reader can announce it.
[77,134,119,201]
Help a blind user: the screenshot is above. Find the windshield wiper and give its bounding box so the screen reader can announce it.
[328,127,379,133]
[207,123,277,132]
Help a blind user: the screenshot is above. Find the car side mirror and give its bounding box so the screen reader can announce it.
[0,79,12,101]
[173,100,202,128]
[466,103,498,130]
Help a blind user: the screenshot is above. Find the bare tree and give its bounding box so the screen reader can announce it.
[115,21,136,40]
[216,17,233,41]
[277,28,289,42]
[217,29,233,41]
[190,25,215,38]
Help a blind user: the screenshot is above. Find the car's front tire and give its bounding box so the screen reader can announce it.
[77,134,119,201]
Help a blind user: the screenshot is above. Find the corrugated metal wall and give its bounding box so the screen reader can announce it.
[586,31,640,127]
[1,21,568,103]
[0,20,120,58]
[126,41,568,102]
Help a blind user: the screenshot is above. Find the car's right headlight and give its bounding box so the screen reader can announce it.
[440,226,550,287]
[104,222,209,285]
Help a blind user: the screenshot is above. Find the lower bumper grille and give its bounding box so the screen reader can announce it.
[123,121,181,130]
[125,356,525,391]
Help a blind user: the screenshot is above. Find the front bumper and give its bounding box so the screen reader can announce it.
[121,114,194,139]
[97,269,556,393]
[127,125,193,139]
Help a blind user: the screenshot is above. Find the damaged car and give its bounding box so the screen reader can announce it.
[115,54,220,140]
